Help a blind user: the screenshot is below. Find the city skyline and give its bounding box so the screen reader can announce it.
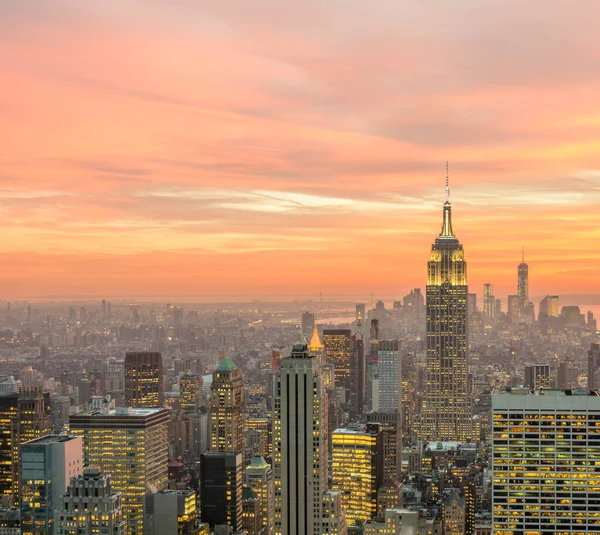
[2,1,600,299]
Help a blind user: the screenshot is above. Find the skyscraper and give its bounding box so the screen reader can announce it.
[69,407,169,535]
[209,358,244,453]
[350,334,365,417]
[492,388,600,534]
[422,172,471,442]
[124,352,164,408]
[301,312,315,341]
[377,340,401,413]
[20,435,83,535]
[200,452,243,531]
[589,342,600,389]
[517,249,528,304]
[483,283,495,318]
[524,363,551,389]
[331,425,383,527]
[179,374,203,414]
[273,344,345,535]
[323,329,352,401]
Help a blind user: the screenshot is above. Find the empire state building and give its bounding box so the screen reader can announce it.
[422,173,471,442]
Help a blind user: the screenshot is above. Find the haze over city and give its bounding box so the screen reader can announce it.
[1,0,600,300]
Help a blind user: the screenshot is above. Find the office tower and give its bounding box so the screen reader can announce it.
[462,478,476,535]
[524,363,551,389]
[323,329,352,400]
[180,374,203,414]
[321,491,348,535]
[539,295,560,318]
[143,490,199,535]
[356,303,366,324]
[0,393,18,497]
[589,342,600,389]
[11,389,52,501]
[331,425,383,527]
[507,295,521,323]
[422,175,471,442]
[517,249,528,301]
[200,452,243,531]
[557,360,569,389]
[377,341,401,412]
[209,358,244,453]
[365,412,401,481]
[244,457,274,535]
[55,467,124,535]
[376,479,403,516]
[273,344,345,535]
[483,284,495,318]
[301,312,315,341]
[124,352,164,408]
[492,388,600,535]
[442,490,465,535]
[20,435,83,535]
[350,334,365,416]
[495,298,502,317]
[69,407,169,535]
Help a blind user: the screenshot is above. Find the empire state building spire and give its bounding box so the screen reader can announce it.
[441,161,454,238]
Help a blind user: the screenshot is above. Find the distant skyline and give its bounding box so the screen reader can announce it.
[1,1,600,298]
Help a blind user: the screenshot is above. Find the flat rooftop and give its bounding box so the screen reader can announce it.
[22,434,79,445]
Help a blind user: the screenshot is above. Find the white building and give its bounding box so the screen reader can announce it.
[492,388,600,534]
[55,467,124,535]
[273,344,346,535]
[20,435,83,535]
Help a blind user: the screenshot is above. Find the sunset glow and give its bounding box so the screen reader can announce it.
[2,1,600,299]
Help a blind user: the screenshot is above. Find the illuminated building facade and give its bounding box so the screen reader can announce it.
[209,358,244,453]
[244,456,274,535]
[483,284,495,319]
[179,374,203,414]
[423,179,471,442]
[366,412,401,481]
[273,344,344,535]
[199,452,243,531]
[124,352,164,408]
[331,426,383,527]
[492,388,600,535]
[69,407,169,535]
[0,393,19,497]
[323,329,352,398]
[11,390,52,502]
[507,295,521,324]
[517,255,528,305]
[55,467,124,535]
[20,435,82,535]
[539,295,560,318]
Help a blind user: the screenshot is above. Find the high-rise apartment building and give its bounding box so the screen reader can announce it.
[483,284,495,318]
[69,407,169,535]
[331,425,383,527]
[55,467,124,535]
[244,457,274,535]
[11,389,52,502]
[209,358,244,453]
[492,388,600,534]
[200,452,243,531]
[20,435,83,535]
[124,352,164,408]
[422,178,471,442]
[273,344,345,535]
[323,329,352,400]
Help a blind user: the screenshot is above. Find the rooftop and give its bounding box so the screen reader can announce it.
[22,434,79,445]
[216,358,238,371]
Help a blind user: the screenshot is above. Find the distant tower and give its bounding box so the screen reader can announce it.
[422,165,471,442]
[124,352,164,408]
[483,283,495,318]
[323,329,352,399]
[301,312,315,341]
[518,247,529,305]
[209,358,245,453]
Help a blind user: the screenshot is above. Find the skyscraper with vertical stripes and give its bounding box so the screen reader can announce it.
[422,172,471,442]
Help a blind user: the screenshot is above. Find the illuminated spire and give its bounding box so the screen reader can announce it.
[440,163,454,238]
[309,326,324,352]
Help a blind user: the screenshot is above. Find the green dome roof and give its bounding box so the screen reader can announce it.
[216,357,238,371]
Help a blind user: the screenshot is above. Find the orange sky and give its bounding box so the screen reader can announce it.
[1,1,600,301]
